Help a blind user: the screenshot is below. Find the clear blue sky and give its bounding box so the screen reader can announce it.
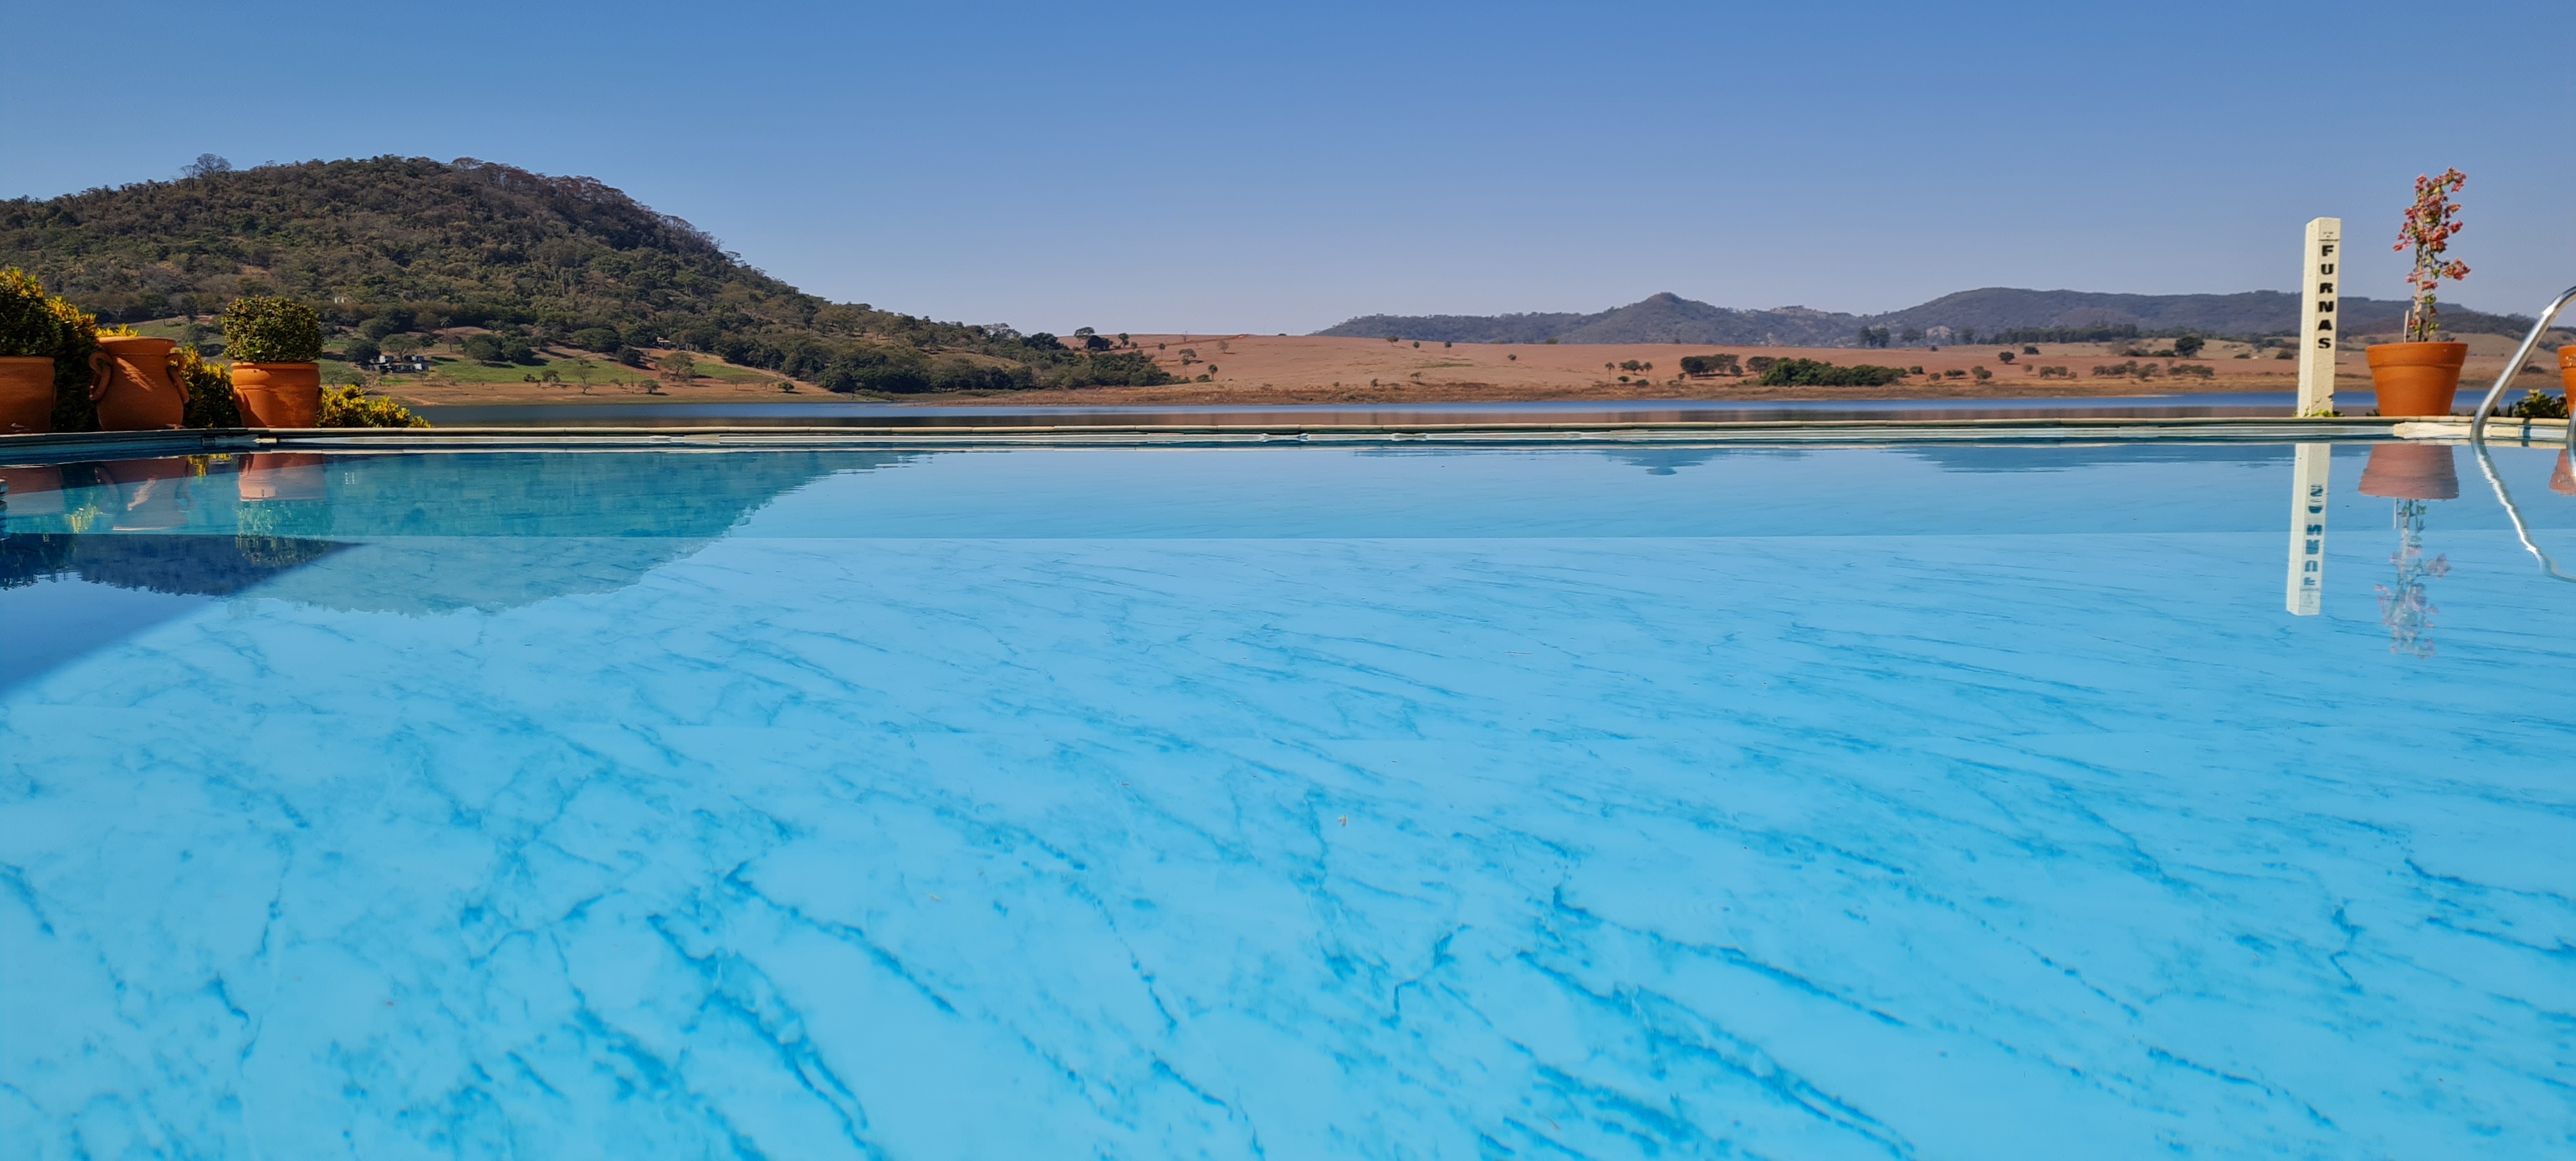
[6,0,2569,334]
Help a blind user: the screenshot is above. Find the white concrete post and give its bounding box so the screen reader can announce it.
[2296,218,2342,417]
[2286,442,2330,615]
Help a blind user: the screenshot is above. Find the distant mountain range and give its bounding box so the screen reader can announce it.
[1315,288,2547,347]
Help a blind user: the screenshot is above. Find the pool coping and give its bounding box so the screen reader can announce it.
[0,415,2564,464]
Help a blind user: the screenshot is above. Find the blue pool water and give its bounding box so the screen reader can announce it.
[3,442,2572,1158]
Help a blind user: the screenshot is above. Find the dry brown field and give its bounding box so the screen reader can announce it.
[369,332,2559,409]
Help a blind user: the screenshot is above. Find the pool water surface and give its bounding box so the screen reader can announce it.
[2,442,2572,1158]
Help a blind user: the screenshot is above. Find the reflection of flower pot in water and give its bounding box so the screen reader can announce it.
[0,355,54,434]
[2365,341,2468,417]
[91,336,187,431]
[2358,442,2459,501]
[2554,451,2576,497]
[0,465,66,515]
[231,363,323,428]
[96,458,192,529]
[237,452,327,501]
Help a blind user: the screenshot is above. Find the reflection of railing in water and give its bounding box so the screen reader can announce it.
[2465,285,2576,582]
[2469,441,2576,583]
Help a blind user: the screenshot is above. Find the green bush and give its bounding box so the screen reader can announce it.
[461,334,506,363]
[2508,390,2569,420]
[342,338,381,364]
[1755,358,1909,387]
[1051,352,1175,389]
[175,345,240,428]
[221,296,323,362]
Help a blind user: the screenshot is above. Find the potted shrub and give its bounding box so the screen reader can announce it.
[0,269,107,434]
[2368,169,2472,416]
[223,296,325,427]
[0,269,62,433]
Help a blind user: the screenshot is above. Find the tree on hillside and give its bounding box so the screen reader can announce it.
[2173,334,2206,357]
[180,154,233,179]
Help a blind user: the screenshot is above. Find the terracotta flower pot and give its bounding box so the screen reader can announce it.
[2559,345,2576,394]
[237,452,327,501]
[2364,341,2468,417]
[2358,442,2460,501]
[92,336,186,431]
[231,362,322,428]
[0,355,53,434]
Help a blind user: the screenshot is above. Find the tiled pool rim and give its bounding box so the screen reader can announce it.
[0,415,2564,465]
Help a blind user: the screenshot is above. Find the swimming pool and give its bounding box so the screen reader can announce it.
[3,440,2572,1158]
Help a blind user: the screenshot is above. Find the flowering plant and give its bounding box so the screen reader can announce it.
[2393,168,2469,343]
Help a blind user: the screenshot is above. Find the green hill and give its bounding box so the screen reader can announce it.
[0,157,1169,393]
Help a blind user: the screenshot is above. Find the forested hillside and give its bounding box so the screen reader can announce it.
[0,157,1168,393]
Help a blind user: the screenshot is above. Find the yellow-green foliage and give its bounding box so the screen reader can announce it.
[175,345,239,428]
[318,384,428,428]
[46,293,101,433]
[0,268,61,357]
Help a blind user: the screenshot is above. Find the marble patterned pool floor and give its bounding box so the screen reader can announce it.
[2,443,2572,1159]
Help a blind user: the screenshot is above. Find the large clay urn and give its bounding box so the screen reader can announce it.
[2357,442,2460,501]
[91,336,186,431]
[237,452,327,501]
[0,355,52,434]
[2365,341,2468,417]
[232,362,322,428]
[2559,345,2576,394]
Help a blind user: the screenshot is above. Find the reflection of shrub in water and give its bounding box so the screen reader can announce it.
[236,498,331,541]
[0,533,77,589]
[235,534,336,568]
[0,531,345,595]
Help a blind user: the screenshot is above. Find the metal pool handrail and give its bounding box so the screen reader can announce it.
[2468,284,2576,451]
[2466,286,2576,582]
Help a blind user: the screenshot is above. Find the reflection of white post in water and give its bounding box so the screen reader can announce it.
[2286,442,2330,615]
[2297,217,2341,417]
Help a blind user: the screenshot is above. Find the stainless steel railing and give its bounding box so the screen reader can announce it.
[2468,284,2576,450]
